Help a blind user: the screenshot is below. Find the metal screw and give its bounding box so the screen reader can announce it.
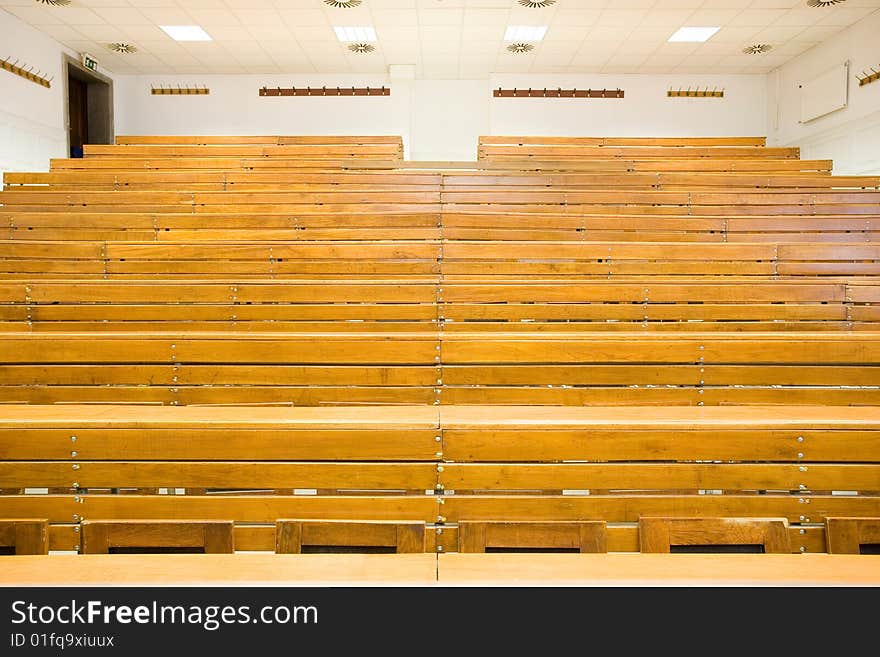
[437,546,443,552]
[72,514,78,521]
[435,451,443,458]
[74,496,81,503]
[72,482,79,489]
[437,466,444,473]
[797,436,804,443]
[799,466,806,472]
[799,546,806,553]
[799,515,805,521]
[436,528,443,535]
[72,464,80,470]
[74,526,80,533]
[71,451,78,457]
[435,483,444,490]
[799,529,806,535]
[70,436,77,442]
[435,436,441,442]
[799,484,806,490]
[437,515,446,523]
[797,453,804,459]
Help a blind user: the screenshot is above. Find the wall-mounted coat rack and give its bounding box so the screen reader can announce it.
[1,57,51,88]
[667,87,724,98]
[259,86,390,97]
[493,87,624,98]
[857,67,880,87]
[151,84,210,95]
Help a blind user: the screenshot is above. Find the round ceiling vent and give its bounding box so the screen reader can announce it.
[742,44,773,55]
[348,43,375,54]
[507,43,535,54]
[518,0,556,7]
[324,0,362,7]
[108,43,138,54]
[35,0,72,6]
[807,0,846,7]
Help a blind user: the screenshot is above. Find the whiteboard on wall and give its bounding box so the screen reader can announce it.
[800,62,849,123]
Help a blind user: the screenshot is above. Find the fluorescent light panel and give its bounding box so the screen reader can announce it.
[668,26,720,43]
[504,25,548,42]
[333,26,377,42]
[160,25,213,42]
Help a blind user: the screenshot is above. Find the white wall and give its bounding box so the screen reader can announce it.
[768,9,880,174]
[0,9,73,173]
[490,73,766,139]
[115,73,405,148]
[114,72,766,161]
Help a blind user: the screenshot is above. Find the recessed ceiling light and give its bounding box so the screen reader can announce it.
[668,26,720,43]
[333,26,377,42]
[504,25,548,42]
[159,25,213,42]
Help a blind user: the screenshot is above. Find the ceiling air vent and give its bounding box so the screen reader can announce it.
[507,43,535,54]
[36,0,72,6]
[348,43,375,54]
[807,0,846,7]
[518,0,556,7]
[325,0,362,7]
[108,43,137,54]
[742,44,773,55]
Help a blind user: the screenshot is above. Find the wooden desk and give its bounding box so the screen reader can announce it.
[2,554,879,586]
[0,554,438,586]
[436,554,880,586]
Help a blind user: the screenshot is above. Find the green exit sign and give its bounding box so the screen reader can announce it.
[82,53,98,71]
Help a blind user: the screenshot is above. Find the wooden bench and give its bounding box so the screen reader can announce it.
[458,521,607,553]
[638,517,792,553]
[0,519,48,554]
[1,404,878,554]
[825,517,880,554]
[81,520,234,554]
[275,520,426,553]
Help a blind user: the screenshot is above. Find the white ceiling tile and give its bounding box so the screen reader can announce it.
[372,10,419,26]
[639,9,698,27]
[3,5,63,25]
[551,9,602,26]
[586,26,635,41]
[418,8,464,25]
[815,6,877,26]
[75,24,126,41]
[234,10,285,26]
[795,24,846,42]
[596,9,646,27]
[117,25,173,40]
[462,25,505,39]
[747,0,800,8]
[92,8,152,25]
[247,25,295,39]
[138,8,195,25]
[770,9,823,27]
[685,9,741,25]
[418,25,461,40]
[728,9,788,26]
[291,25,334,39]
[373,26,419,39]
[711,26,762,42]
[38,24,89,41]
[462,9,508,25]
[192,26,250,40]
[185,9,243,27]
[546,25,589,40]
[279,9,330,26]
[751,25,809,42]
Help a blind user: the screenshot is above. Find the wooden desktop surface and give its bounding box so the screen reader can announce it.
[1,553,879,586]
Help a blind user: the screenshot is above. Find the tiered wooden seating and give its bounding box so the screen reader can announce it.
[1,135,879,569]
[44,135,404,173]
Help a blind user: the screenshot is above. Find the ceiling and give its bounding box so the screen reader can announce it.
[2,0,879,78]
